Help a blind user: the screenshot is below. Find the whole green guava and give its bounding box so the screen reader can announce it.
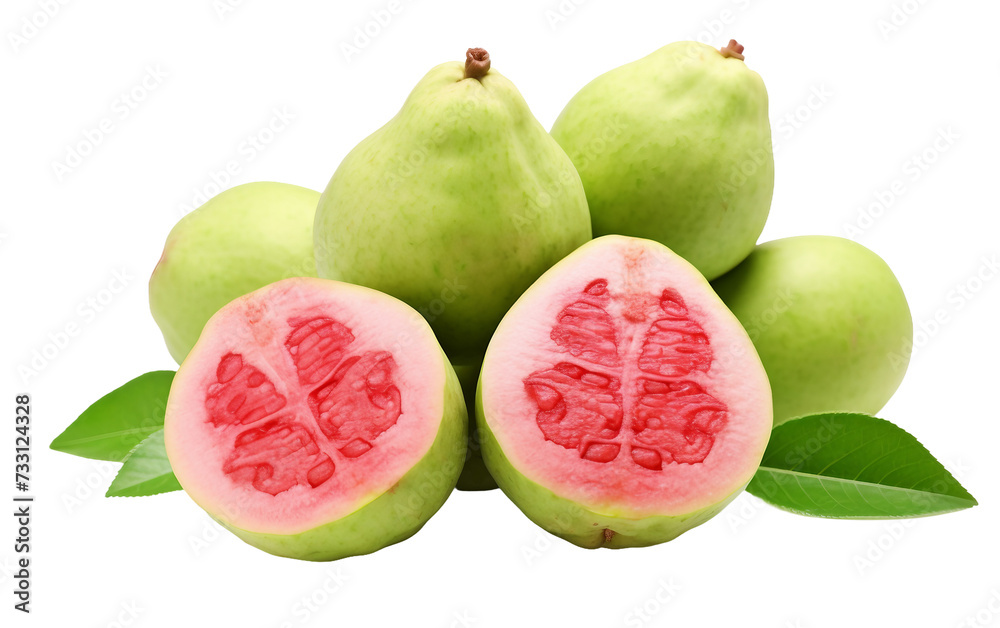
[149,182,320,363]
[550,40,773,280]
[313,48,592,363]
[712,236,913,425]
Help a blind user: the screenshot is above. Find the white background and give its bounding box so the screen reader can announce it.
[2,0,998,626]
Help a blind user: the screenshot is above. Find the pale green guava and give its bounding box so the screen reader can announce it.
[149,182,320,363]
[313,48,592,363]
[711,236,913,425]
[550,40,773,280]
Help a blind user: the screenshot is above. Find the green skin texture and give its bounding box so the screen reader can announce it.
[150,182,320,364]
[453,361,497,491]
[314,61,592,363]
[475,379,743,548]
[712,236,913,426]
[214,355,467,561]
[550,41,774,280]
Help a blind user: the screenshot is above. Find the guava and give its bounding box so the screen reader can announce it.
[453,361,497,491]
[711,236,913,426]
[164,277,466,561]
[550,40,773,280]
[149,182,320,364]
[314,48,592,363]
[477,235,772,548]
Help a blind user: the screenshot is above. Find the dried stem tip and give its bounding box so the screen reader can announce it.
[719,39,745,61]
[465,48,491,79]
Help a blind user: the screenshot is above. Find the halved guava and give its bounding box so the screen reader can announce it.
[477,236,772,548]
[164,277,467,561]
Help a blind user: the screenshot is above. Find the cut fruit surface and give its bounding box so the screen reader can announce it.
[165,277,466,561]
[478,236,772,548]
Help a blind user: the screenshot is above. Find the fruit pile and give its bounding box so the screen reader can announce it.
[53,42,975,563]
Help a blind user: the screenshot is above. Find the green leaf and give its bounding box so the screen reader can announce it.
[106,429,181,497]
[747,412,977,519]
[51,370,175,461]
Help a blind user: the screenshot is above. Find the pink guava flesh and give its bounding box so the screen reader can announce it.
[480,236,772,526]
[166,278,450,538]
[524,281,727,470]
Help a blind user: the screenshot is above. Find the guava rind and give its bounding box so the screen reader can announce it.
[216,361,467,561]
[149,182,320,364]
[712,235,913,426]
[550,41,773,280]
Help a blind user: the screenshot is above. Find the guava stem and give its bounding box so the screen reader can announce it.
[464,48,491,79]
[719,39,745,61]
